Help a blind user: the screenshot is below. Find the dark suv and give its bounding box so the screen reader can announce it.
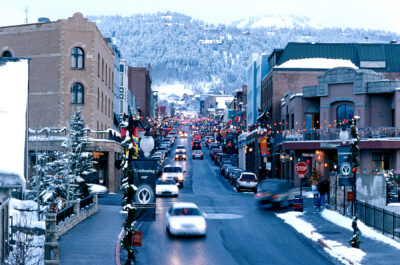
[192,140,202,150]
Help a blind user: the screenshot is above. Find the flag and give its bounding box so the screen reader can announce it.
[234,116,239,123]
[242,115,246,121]
[227,120,232,126]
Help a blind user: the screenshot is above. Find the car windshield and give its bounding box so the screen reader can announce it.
[172,207,202,216]
[156,179,176,185]
[241,174,256,181]
[177,145,185,149]
[176,150,185,154]
[163,167,183,173]
[194,150,202,154]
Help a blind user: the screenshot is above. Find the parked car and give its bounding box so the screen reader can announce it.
[210,149,222,160]
[220,163,232,176]
[254,179,296,208]
[166,202,207,237]
[192,150,204,159]
[162,165,185,187]
[216,154,230,166]
[235,172,258,192]
[225,165,236,180]
[230,168,243,186]
[156,179,178,197]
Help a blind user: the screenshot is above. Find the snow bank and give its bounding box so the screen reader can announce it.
[277,211,365,264]
[9,199,45,229]
[321,209,400,250]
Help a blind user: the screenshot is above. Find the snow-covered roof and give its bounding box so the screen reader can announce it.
[215,96,234,109]
[275,58,358,69]
[0,59,29,185]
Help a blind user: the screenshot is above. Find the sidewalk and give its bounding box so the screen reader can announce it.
[277,194,400,265]
[58,203,124,265]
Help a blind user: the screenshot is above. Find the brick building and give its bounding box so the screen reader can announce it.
[128,65,152,118]
[280,67,400,188]
[252,42,400,178]
[0,13,123,192]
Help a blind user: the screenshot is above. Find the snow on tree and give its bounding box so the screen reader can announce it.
[63,111,97,201]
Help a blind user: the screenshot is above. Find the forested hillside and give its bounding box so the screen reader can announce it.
[89,12,399,93]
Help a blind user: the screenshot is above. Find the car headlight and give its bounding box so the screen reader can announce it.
[183,155,186,158]
[175,155,178,158]
[178,175,183,181]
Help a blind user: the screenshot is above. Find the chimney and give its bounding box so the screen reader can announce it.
[147,63,151,70]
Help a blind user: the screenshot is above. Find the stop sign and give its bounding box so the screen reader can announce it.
[295,162,308,175]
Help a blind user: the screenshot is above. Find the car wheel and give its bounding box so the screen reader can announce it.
[167,226,173,237]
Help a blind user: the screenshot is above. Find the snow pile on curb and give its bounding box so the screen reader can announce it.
[277,211,365,265]
[321,209,400,250]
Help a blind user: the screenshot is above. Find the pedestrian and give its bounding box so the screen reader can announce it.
[312,182,319,208]
[317,176,330,210]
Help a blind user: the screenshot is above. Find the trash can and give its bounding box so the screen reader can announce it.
[293,194,304,212]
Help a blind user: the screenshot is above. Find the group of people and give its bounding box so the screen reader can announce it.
[312,176,330,211]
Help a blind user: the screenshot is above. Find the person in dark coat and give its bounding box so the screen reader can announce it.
[317,176,330,210]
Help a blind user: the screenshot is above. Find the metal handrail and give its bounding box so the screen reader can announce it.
[56,205,74,225]
[79,194,94,209]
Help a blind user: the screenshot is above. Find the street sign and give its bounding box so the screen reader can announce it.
[299,174,305,179]
[295,162,308,175]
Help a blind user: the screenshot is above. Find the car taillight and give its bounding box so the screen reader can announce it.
[250,179,258,182]
[254,192,264,198]
[201,152,203,155]
[272,194,280,199]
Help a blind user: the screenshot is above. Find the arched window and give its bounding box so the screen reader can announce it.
[2,51,12,57]
[71,47,84,69]
[71,83,84,104]
[337,104,353,126]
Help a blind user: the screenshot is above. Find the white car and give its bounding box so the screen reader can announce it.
[235,172,258,192]
[88,183,108,195]
[162,165,185,187]
[156,179,179,197]
[166,202,206,236]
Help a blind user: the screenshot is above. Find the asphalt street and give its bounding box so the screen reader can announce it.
[134,137,337,265]
[59,136,339,265]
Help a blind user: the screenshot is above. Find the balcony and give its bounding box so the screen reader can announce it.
[28,128,122,144]
[281,127,400,142]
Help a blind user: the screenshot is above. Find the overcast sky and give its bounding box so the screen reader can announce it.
[1,0,399,33]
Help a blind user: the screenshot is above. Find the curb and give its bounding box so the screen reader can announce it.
[115,228,125,265]
[317,238,355,265]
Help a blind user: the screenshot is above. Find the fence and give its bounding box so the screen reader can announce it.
[80,194,94,209]
[56,205,74,225]
[356,201,400,239]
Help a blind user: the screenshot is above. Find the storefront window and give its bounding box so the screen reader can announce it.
[372,153,389,170]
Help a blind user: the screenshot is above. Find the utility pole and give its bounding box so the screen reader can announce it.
[25,6,28,24]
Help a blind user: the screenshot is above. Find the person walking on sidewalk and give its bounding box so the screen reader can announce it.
[312,182,319,208]
[317,176,330,210]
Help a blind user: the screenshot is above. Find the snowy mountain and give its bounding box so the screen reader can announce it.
[89,12,399,94]
[231,15,323,30]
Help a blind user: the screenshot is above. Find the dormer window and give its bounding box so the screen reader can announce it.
[71,47,84,69]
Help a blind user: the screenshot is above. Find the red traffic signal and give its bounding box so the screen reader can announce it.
[306,159,310,165]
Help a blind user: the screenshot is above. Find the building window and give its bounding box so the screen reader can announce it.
[97,88,99,109]
[97,54,100,77]
[337,104,353,126]
[71,47,84,69]
[2,51,12,57]
[305,113,320,130]
[102,59,104,81]
[101,92,103,112]
[372,153,389,170]
[71,83,84,104]
[105,66,108,85]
